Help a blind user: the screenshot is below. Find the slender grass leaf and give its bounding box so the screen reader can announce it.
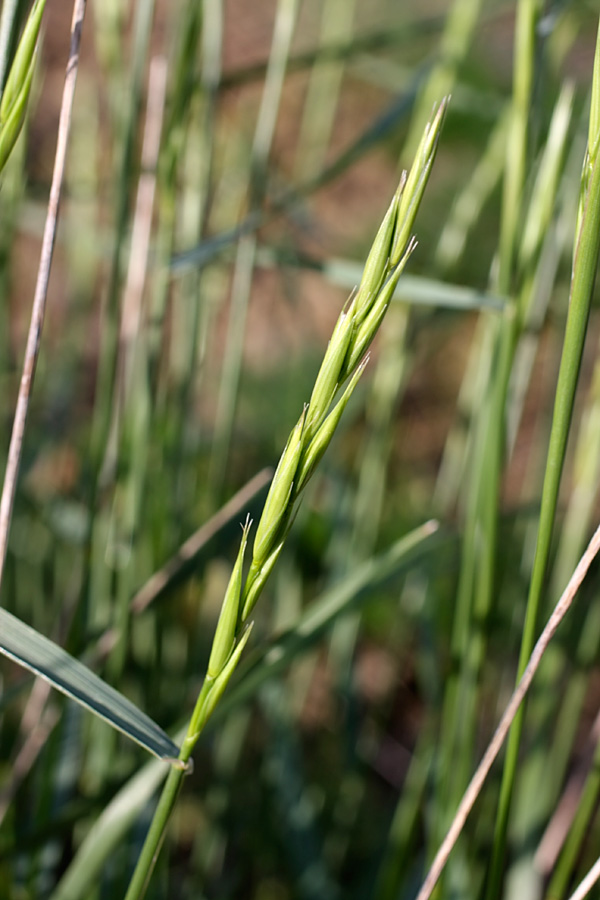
[0,608,180,762]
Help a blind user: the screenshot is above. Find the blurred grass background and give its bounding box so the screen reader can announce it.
[2,0,600,898]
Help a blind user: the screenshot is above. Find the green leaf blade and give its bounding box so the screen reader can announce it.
[0,608,180,763]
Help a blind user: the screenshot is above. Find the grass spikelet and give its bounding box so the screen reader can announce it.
[296,354,369,493]
[342,236,417,378]
[253,407,306,567]
[241,538,286,622]
[353,186,401,324]
[392,98,449,263]
[188,624,254,741]
[206,517,251,679]
[304,304,355,441]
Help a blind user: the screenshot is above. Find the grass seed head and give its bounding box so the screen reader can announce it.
[252,408,306,568]
[207,518,251,679]
[192,624,254,736]
[296,356,369,493]
[242,539,285,622]
[305,307,355,442]
[353,189,400,325]
[392,98,448,265]
[238,103,446,619]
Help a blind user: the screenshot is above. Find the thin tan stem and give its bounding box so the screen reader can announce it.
[416,520,600,900]
[0,0,88,584]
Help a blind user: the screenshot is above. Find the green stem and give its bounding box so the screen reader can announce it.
[498,0,539,295]
[123,674,221,899]
[123,762,188,900]
[485,74,600,900]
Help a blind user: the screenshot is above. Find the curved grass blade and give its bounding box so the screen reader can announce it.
[0,608,180,763]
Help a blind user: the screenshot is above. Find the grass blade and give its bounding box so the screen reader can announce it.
[0,608,180,762]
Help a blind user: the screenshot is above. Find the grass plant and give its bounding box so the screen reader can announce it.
[3,3,600,900]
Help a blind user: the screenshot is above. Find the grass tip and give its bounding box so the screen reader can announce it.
[357,352,371,373]
[396,170,408,198]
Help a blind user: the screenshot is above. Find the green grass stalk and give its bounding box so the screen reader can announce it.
[123,764,187,900]
[501,145,600,841]
[89,0,157,490]
[498,0,541,295]
[84,0,158,663]
[486,21,600,897]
